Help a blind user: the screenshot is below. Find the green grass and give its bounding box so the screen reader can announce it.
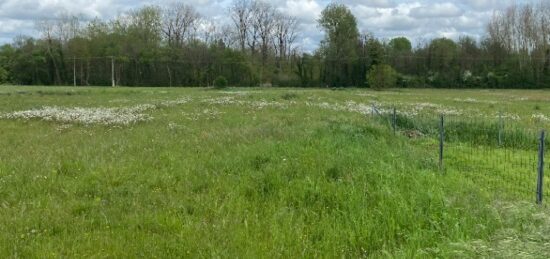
[0,86,549,257]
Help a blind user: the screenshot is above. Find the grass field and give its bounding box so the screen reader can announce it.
[0,86,549,258]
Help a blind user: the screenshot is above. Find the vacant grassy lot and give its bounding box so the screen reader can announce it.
[0,86,549,258]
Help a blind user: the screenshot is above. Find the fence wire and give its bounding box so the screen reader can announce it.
[371,106,549,204]
[61,57,268,87]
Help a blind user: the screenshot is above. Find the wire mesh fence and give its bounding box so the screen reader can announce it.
[60,57,266,87]
[371,105,549,205]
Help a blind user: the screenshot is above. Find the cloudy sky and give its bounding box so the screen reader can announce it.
[0,0,533,51]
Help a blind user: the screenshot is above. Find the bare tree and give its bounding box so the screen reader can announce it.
[52,13,81,47]
[273,13,297,62]
[35,19,63,84]
[250,1,275,65]
[162,2,200,47]
[486,0,550,83]
[230,0,253,52]
[197,19,236,47]
[490,3,550,53]
[199,19,216,45]
[220,24,236,47]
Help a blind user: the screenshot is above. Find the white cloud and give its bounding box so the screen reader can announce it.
[279,0,323,22]
[459,0,501,11]
[353,5,383,18]
[354,4,421,31]
[410,2,464,18]
[0,19,29,33]
[342,0,395,8]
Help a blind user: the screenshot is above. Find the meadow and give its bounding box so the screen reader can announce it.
[0,86,549,258]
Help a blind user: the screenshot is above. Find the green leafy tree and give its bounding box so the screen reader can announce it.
[389,37,412,53]
[0,68,8,84]
[295,54,320,87]
[213,76,228,88]
[366,36,385,68]
[425,38,459,87]
[318,3,359,87]
[428,38,458,72]
[0,44,13,84]
[388,37,412,74]
[367,64,397,90]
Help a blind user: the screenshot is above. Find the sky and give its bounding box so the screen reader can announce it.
[0,0,534,51]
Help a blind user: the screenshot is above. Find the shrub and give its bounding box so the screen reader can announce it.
[213,76,228,89]
[396,74,426,88]
[367,64,397,90]
[485,71,506,88]
[281,92,299,100]
[272,72,301,87]
[0,67,8,84]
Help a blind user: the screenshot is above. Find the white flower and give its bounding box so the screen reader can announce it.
[1,97,193,126]
[532,113,550,122]
[1,105,152,125]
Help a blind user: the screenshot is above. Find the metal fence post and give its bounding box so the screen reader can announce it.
[111,56,116,87]
[498,111,503,147]
[392,107,397,134]
[73,56,77,87]
[537,130,545,205]
[439,114,444,171]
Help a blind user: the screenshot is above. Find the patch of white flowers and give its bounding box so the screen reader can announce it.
[1,105,153,125]
[407,102,463,116]
[497,113,520,121]
[308,100,467,118]
[356,93,377,98]
[183,108,225,121]
[306,101,386,116]
[391,102,462,117]
[451,98,498,105]
[532,113,550,122]
[1,97,192,126]
[159,97,192,107]
[218,90,259,95]
[250,100,292,109]
[204,96,242,105]
[204,96,291,110]
[345,101,385,115]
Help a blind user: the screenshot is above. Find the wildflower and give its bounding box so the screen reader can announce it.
[1,105,152,125]
[1,97,192,126]
[532,113,550,122]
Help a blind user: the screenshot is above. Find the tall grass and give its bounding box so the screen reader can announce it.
[389,113,545,149]
[0,86,548,257]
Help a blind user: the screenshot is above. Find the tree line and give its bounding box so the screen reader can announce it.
[1,0,550,88]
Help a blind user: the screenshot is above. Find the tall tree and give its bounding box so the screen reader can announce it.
[389,37,412,53]
[388,37,412,74]
[230,0,253,52]
[161,3,200,48]
[318,3,360,87]
[273,13,297,63]
[35,19,64,84]
[0,44,14,84]
[250,1,275,65]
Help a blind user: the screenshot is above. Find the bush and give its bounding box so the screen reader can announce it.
[367,64,397,90]
[272,72,301,87]
[213,76,228,88]
[397,74,426,88]
[0,67,8,84]
[281,92,299,100]
[485,71,506,88]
